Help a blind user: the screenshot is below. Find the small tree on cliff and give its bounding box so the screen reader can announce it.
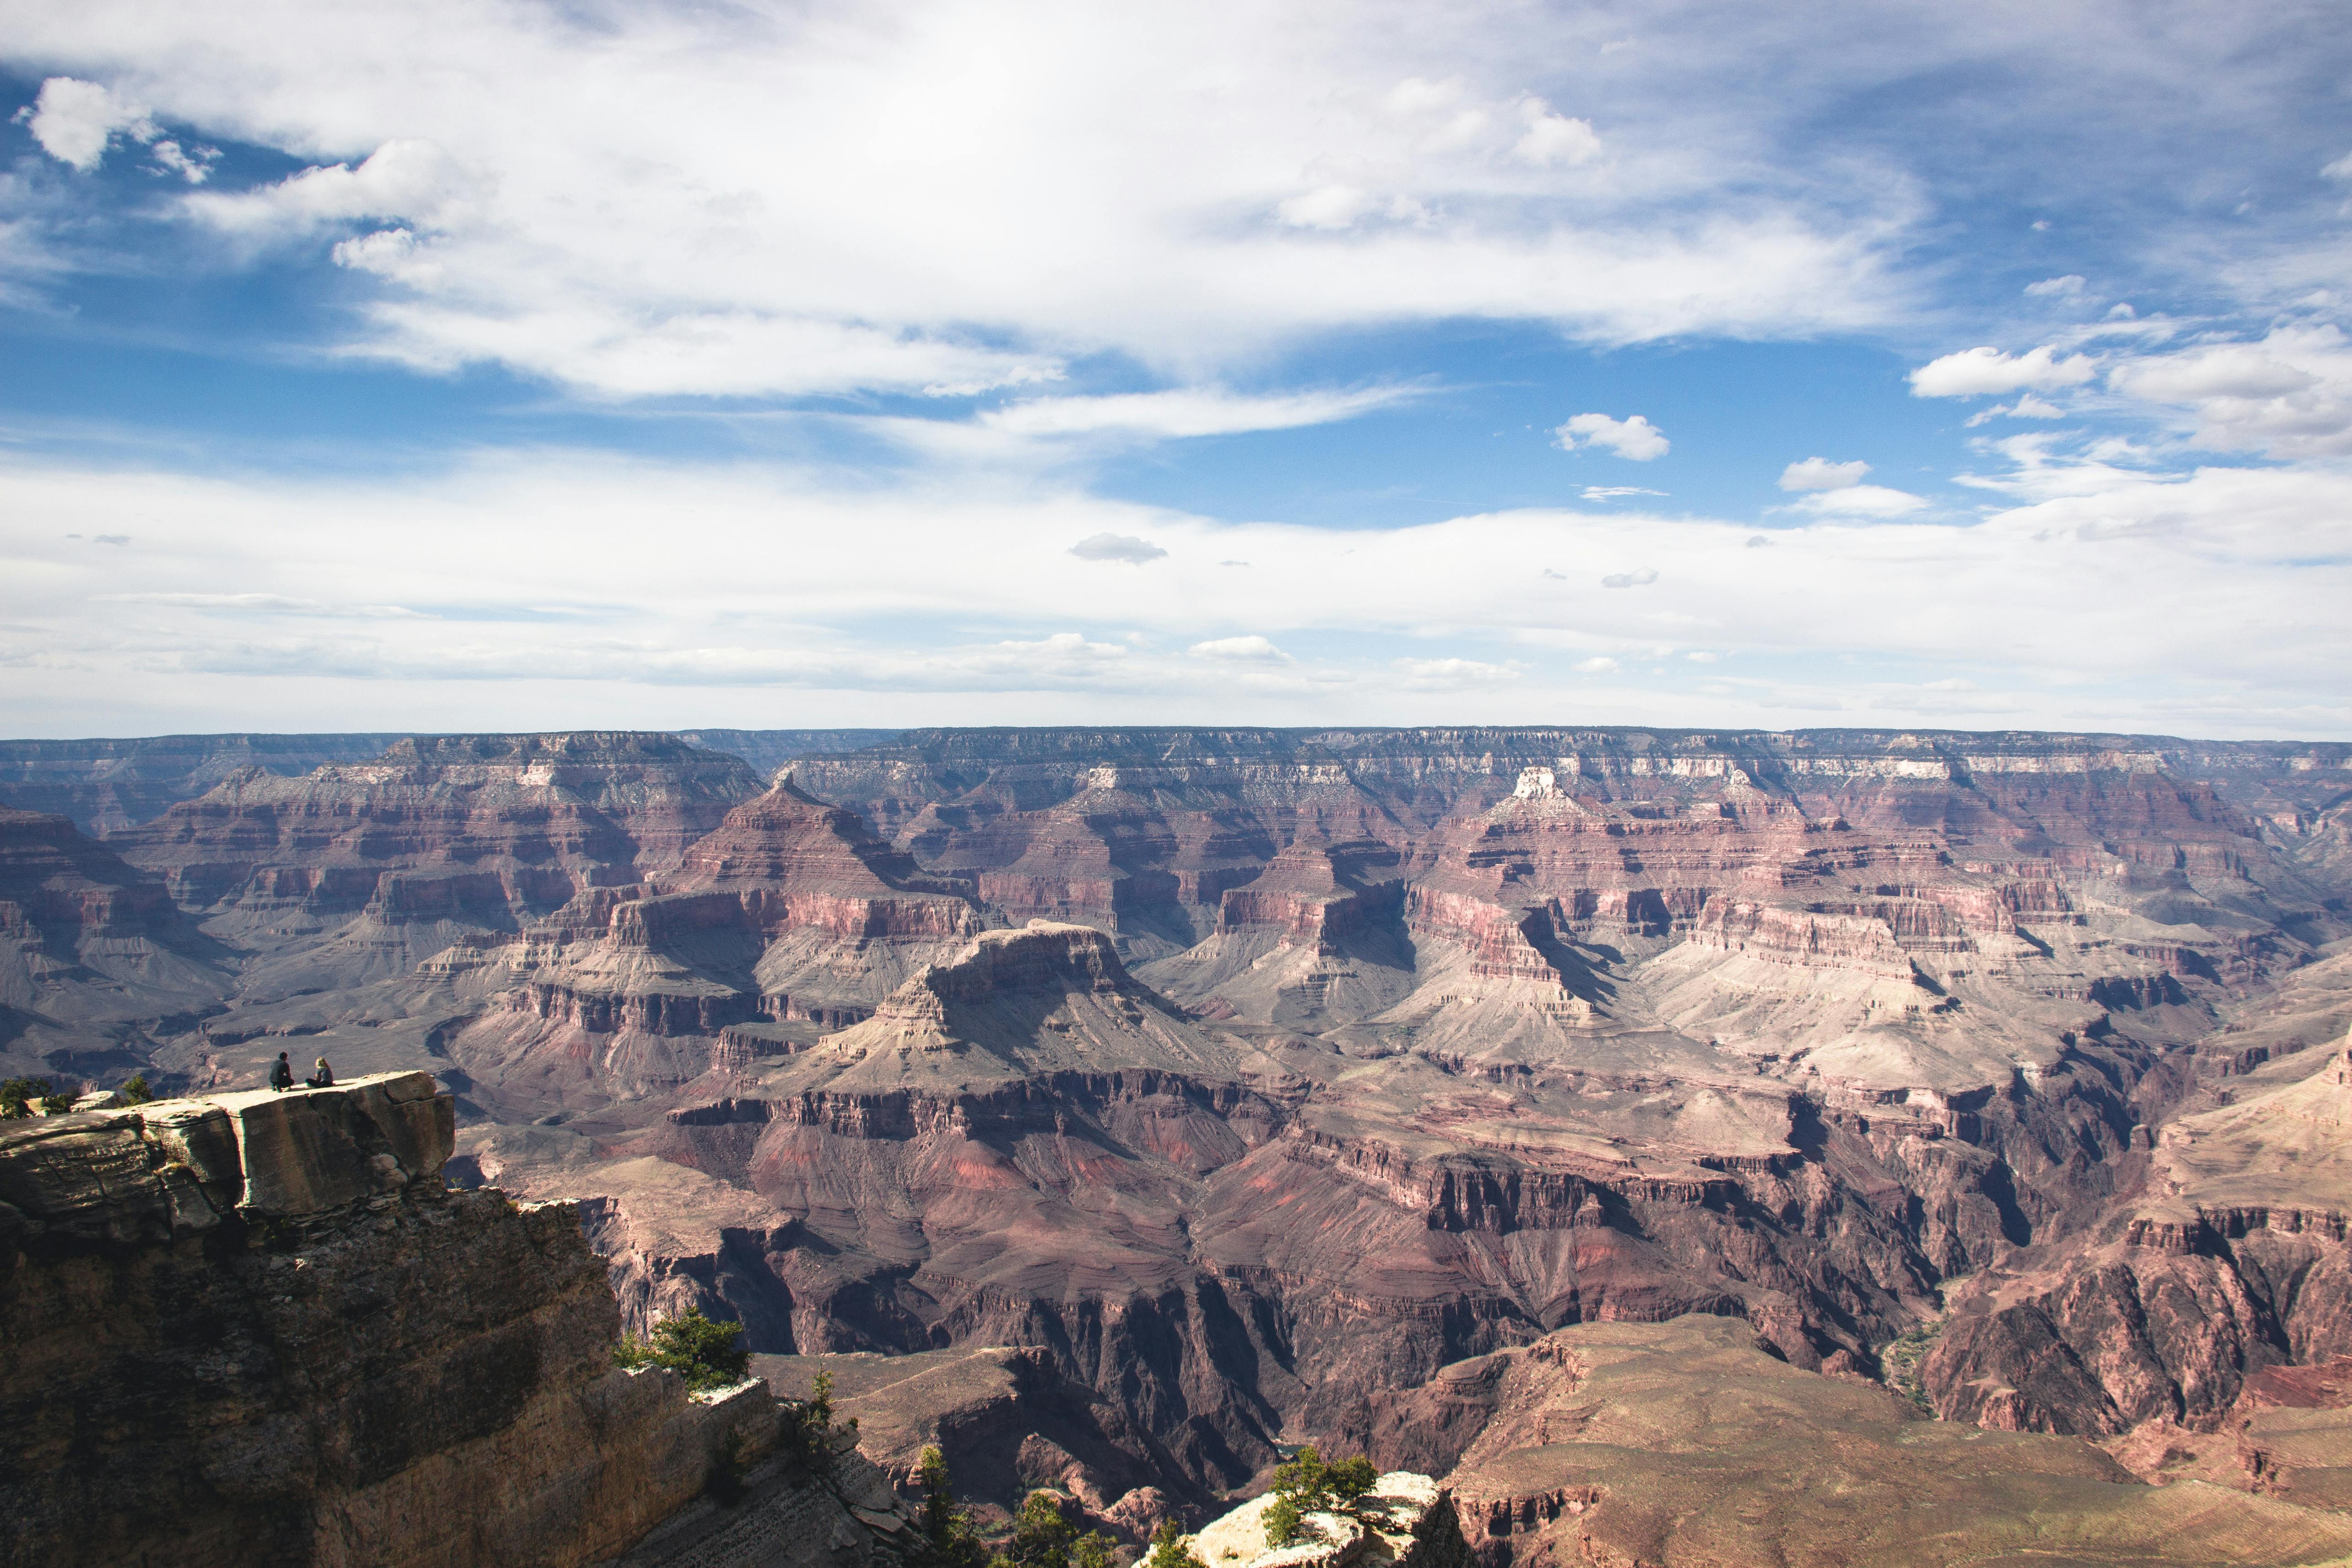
[1261,1447,1379,1548]
[1144,1517,1208,1568]
[612,1307,750,1394]
[912,1445,990,1568]
[993,1491,1118,1568]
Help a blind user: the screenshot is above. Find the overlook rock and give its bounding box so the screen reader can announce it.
[0,1071,914,1568]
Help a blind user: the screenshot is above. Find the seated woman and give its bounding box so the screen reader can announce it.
[305,1057,335,1089]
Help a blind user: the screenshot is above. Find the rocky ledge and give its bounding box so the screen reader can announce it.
[1189,1472,1469,1568]
[0,1073,914,1568]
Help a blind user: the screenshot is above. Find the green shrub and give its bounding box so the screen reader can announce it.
[912,1446,992,1568]
[1262,1446,1381,1548]
[990,1490,1116,1568]
[121,1073,154,1105]
[0,1077,54,1119]
[1144,1518,1207,1568]
[612,1306,749,1394]
[780,1368,840,1473]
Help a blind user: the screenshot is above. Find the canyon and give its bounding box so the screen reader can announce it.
[4,724,2351,1562]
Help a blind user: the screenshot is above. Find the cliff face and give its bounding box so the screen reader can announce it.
[0,1072,805,1568]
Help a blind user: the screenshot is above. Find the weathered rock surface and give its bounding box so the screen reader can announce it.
[1351,1315,2352,1567]
[0,733,408,834]
[0,1071,905,1568]
[1189,1471,1469,1568]
[755,1343,1193,1525]
[0,803,233,1080]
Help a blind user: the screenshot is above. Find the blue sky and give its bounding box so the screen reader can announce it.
[0,1,2348,738]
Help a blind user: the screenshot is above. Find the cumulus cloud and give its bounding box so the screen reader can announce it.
[2324,152,2352,181]
[1070,533,1169,564]
[19,77,152,170]
[1188,635,1291,663]
[2103,326,2352,458]
[1556,413,1669,461]
[187,140,469,236]
[1778,457,1870,491]
[1910,345,2097,397]
[1573,655,1620,674]
[1600,567,1659,587]
[1510,99,1601,166]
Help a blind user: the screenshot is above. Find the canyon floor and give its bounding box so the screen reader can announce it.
[5,725,2351,1563]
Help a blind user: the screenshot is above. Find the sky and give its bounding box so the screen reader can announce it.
[1,0,2348,740]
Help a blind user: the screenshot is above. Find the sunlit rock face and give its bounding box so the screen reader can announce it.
[14,726,2352,1557]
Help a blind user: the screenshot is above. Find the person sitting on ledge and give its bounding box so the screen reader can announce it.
[269,1052,294,1092]
[305,1057,335,1090]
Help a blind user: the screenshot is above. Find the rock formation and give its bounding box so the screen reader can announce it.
[0,1069,916,1568]
[1343,1315,2352,1567]
[8,724,2352,1564]
[1188,1470,1468,1568]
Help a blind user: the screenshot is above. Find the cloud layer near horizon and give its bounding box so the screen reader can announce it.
[3,446,2343,738]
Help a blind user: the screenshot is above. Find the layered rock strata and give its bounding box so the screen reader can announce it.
[1344,1316,2352,1568]
[0,1071,864,1568]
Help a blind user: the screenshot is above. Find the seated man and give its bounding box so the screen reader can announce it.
[305,1057,335,1089]
[269,1052,294,1092]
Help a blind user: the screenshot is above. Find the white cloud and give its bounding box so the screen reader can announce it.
[1600,567,1659,587]
[1556,412,1669,461]
[1188,635,1291,663]
[1277,184,1376,230]
[1581,485,1665,501]
[1963,394,2065,426]
[1070,533,1168,564]
[187,139,469,235]
[147,138,219,184]
[2103,326,2352,458]
[1394,657,1522,689]
[0,5,1926,401]
[0,446,2347,734]
[1783,484,1928,517]
[981,385,1410,439]
[2324,152,2352,181]
[1573,655,1620,674]
[1910,344,2097,397]
[20,77,153,171]
[2023,274,2086,298]
[1778,457,1870,491]
[1510,99,1601,167]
